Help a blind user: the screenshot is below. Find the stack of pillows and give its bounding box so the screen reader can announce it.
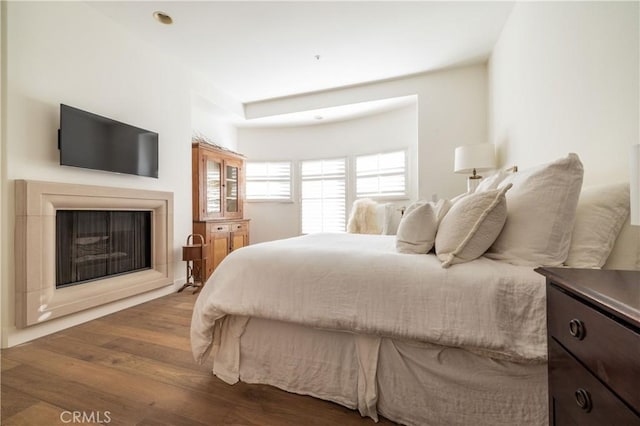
[396,153,631,269]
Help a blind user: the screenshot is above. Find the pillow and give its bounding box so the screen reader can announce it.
[475,169,510,192]
[450,192,470,204]
[403,200,427,216]
[603,215,640,270]
[435,184,512,268]
[371,203,404,235]
[375,203,391,234]
[485,153,584,266]
[565,183,630,268]
[396,199,451,254]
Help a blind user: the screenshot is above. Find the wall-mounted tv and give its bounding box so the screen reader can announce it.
[59,104,159,178]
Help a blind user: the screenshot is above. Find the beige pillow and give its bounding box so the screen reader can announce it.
[396,200,451,254]
[436,184,512,268]
[565,183,630,268]
[603,215,640,270]
[450,192,470,204]
[485,153,584,266]
[475,169,510,192]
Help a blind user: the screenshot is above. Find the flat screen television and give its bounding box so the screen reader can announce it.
[59,104,159,178]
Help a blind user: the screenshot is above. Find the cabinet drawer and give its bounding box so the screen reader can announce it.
[209,224,230,233]
[549,339,640,425]
[231,222,247,232]
[547,285,640,410]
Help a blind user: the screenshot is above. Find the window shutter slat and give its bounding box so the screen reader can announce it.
[356,150,407,198]
[301,158,346,233]
[247,161,292,200]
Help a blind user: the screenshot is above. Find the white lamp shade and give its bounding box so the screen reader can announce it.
[454,144,496,174]
[631,144,640,226]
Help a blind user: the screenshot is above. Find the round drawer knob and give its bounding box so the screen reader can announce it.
[569,318,586,340]
[575,388,592,412]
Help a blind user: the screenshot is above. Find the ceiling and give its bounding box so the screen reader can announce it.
[89,1,514,106]
[236,95,418,127]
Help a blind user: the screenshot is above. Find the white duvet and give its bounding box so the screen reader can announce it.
[191,233,548,365]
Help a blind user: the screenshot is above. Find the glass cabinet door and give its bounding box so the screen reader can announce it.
[205,158,222,216]
[225,164,239,214]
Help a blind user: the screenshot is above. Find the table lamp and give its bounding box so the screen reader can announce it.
[454,144,497,192]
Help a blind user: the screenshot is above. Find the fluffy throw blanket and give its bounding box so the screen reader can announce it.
[347,198,381,234]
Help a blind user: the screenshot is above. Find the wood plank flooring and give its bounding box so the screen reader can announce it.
[1,291,396,425]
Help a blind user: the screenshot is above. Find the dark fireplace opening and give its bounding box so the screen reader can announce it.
[56,210,152,288]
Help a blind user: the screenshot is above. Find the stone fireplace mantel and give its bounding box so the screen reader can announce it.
[15,180,174,328]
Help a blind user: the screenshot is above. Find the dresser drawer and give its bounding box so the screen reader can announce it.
[209,223,230,233]
[547,285,640,411]
[549,338,640,425]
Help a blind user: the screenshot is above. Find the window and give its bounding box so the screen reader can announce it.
[301,158,346,233]
[356,150,407,198]
[246,161,292,201]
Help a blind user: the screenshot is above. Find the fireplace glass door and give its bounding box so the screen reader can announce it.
[56,210,152,288]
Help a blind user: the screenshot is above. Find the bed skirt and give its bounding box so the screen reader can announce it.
[211,316,548,425]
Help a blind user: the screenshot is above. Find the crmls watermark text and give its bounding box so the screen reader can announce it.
[60,411,111,424]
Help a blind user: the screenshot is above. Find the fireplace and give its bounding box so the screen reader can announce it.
[15,180,173,328]
[56,210,152,288]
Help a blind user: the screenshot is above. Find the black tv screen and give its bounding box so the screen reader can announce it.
[59,104,159,178]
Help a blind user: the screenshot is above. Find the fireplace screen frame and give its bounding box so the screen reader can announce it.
[15,180,173,328]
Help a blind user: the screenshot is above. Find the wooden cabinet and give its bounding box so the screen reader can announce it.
[192,142,250,282]
[192,142,244,221]
[193,219,249,281]
[536,267,640,425]
[229,221,249,251]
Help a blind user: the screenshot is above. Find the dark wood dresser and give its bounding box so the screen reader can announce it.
[536,267,640,425]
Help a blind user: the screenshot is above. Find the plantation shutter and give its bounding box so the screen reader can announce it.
[246,161,292,201]
[356,150,407,198]
[301,158,346,233]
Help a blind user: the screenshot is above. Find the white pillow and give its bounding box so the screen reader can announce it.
[565,183,630,268]
[374,203,404,235]
[375,203,391,234]
[475,169,510,192]
[396,200,451,254]
[436,184,512,268]
[485,153,584,266]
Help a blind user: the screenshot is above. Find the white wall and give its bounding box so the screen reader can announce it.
[489,1,639,185]
[0,1,5,349]
[1,2,239,347]
[238,103,418,243]
[245,64,488,202]
[191,92,239,150]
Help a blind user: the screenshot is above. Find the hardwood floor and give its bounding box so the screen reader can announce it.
[1,291,397,425]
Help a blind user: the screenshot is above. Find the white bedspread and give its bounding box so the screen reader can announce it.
[191,233,547,365]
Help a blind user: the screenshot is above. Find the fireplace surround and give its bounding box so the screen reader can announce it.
[15,180,174,328]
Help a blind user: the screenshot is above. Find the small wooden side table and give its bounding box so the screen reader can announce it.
[178,234,207,294]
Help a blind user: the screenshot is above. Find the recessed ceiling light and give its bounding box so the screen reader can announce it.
[153,11,173,25]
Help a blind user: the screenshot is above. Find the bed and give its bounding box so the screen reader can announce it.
[190,155,636,425]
